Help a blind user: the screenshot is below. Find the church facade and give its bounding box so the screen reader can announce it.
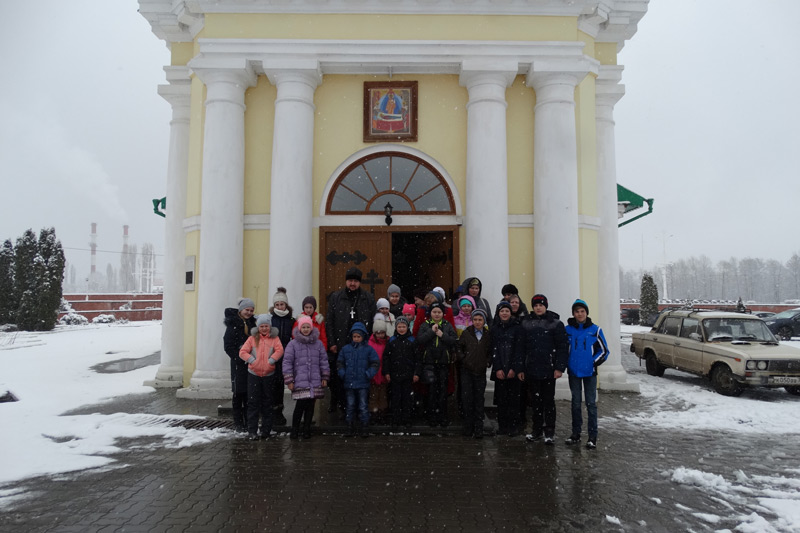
[139,0,648,398]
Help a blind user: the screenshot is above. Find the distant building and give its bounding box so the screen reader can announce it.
[140,0,646,397]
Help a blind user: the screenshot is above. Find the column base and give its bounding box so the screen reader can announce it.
[175,370,231,400]
[597,364,641,393]
[143,365,183,389]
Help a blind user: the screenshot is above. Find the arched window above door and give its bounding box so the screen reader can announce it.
[326,152,455,214]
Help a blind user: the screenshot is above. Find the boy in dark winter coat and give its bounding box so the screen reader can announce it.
[337,322,380,437]
[223,298,257,432]
[415,302,458,427]
[457,309,492,438]
[382,317,418,430]
[519,294,569,444]
[490,301,524,436]
[564,299,609,449]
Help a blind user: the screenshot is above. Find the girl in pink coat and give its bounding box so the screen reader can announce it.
[368,319,389,422]
[239,314,284,440]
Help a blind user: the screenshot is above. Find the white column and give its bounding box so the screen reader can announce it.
[527,68,587,318]
[145,66,191,388]
[596,65,639,392]
[265,62,321,311]
[459,60,516,309]
[178,62,256,399]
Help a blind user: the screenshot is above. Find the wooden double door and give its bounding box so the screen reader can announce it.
[320,226,458,313]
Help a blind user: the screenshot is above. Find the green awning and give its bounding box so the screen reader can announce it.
[617,184,653,227]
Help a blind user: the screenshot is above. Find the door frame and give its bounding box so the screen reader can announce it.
[319,225,460,313]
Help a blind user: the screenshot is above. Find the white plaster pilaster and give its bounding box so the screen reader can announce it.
[527,62,594,318]
[459,60,516,311]
[265,62,322,312]
[145,66,191,389]
[596,65,639,392]
[178,61,256,399]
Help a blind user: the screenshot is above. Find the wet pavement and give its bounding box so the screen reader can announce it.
[2,351,798,532]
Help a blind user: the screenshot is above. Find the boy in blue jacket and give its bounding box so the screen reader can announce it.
[564,299,609,449]
[338,322,380,437]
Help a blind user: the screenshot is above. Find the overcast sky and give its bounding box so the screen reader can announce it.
[1,0,797,284]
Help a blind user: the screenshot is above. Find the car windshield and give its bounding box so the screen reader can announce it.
[702,318,776,342]
[771,309,800,320]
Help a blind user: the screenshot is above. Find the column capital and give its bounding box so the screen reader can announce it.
[158,66,192,121]
[459,59,518,90]
[263,59,322,89]
[595,64,626,109]
[525,56,599,93]
[189,58,257,109]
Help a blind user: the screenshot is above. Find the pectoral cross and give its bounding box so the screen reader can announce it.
[350,308,356,319]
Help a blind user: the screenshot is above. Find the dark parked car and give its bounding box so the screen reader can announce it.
[753,311,776,319]
[765,309,800,340]
[621,308,640,325]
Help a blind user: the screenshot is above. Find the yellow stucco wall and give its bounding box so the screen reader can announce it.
[576,75,598,217]
[244,77,275,215]
[170,42,193,67]
[507,77,536,215]
[186,78,205,218]
[578,227,599,320]
[595,42,619,66]
[183,231,200,385]
[313,74,468,216]
[243,230,269,312]
[203,13,577,41]
[509,227,535,297]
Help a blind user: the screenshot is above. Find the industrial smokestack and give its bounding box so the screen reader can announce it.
[90,222,97,274]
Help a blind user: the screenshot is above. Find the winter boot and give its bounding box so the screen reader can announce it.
[565,434,581,445]
[345,421,356,437]
[302,420,313,439]
[289,425,299,440]
[360,423,370,438]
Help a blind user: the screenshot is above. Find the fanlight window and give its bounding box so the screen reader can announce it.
[327,152,454,214]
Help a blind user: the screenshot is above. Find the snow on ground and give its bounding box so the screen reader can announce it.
[617,325,800,532]
[0,322,231,489]
[616,325,800,434]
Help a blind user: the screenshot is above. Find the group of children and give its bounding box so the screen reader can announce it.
[223,282,609,448]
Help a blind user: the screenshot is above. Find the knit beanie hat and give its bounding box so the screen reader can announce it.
[376,298,390,311]
[302,295,317,311]
[256,314,272,326]
[238,298,255,312]
[471,308,488,321]
[387,284,402,297]
[297,315,313,329]
[432,287,446,301]
[458,297,474,308]
[572,299,589,314]
[428,290,444,305]
[395,316,410,328]
[531,294,548,309]
[345,267,362,281]
[272,287,289,304]
[496,301,512,313]
[501,284,519,296]
[372,319,387,334]
[402,303,416,315]
[429,302,445,314]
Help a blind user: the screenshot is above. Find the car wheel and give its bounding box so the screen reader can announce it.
[645,353,665,377]
[711,365,743,397]
[785,386,800,396]
[778,326,793,340]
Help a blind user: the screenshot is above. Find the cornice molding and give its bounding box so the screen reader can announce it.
[139,0,204,43]
[140,1,648,51]
[192,39,592,77]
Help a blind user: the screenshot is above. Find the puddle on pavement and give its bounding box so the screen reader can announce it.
[92,352,160,373]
